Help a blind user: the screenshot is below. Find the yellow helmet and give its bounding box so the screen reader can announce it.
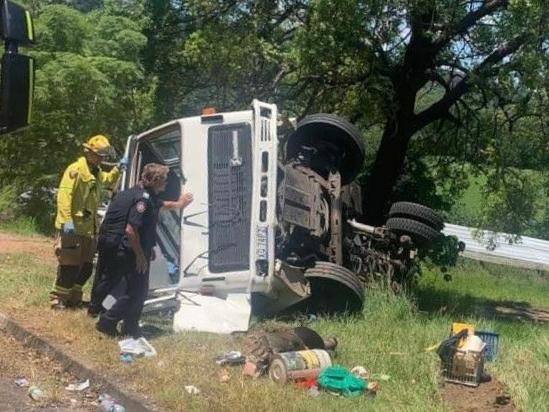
[83,134,112,157]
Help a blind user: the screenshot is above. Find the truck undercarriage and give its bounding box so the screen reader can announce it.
[119,101,445,333]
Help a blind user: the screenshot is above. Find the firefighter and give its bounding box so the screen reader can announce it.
[94,163,193,337]
[50,135,124,309]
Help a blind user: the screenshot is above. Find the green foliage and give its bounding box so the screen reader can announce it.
[3,0,549,238]
[0,2,153,231]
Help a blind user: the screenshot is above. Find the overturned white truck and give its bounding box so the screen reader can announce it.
[119,100,444,333]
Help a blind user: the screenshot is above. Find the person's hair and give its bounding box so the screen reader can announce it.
[141,163,169,188]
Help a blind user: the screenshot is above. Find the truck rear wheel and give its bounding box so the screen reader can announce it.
[286,114,365,185]
[298,261,364,314]
[386,217,442,247]
[388,202,444,231]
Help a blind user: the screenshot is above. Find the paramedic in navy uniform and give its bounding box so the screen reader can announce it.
[95,163,193,337]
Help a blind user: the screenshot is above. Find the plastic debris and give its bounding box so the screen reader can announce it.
[318,366,367,397]
[99,394,125,412]
[65,379,90,392]
[214,351,246,366]
[367,381,380,395]
[371,373,391,381]
[350,366,370,380]
[14,378,29,387]
[118,337,157,357]
[28,386,43,401]
[184,385,200,395]
[307,386,321,398]
[120,353,134,364]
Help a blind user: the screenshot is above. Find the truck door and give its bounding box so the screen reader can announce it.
[125,122,183,290]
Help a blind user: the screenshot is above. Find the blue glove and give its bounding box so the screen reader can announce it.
[167,261,178,275]
[62,221,75,234]
[118,156,129,171]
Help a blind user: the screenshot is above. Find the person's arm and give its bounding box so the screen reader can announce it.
[161,190,193,210]
[126,199,149,274]
[98,166,121,188]
[125,223,148,274]
[56,165,77,231]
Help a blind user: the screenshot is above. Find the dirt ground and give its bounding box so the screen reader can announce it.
[0,232,55,263]
[441,378,516,412]
[0,332,99,411]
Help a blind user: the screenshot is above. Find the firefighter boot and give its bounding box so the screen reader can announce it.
[70,262,94,307]
[50,265,79,309]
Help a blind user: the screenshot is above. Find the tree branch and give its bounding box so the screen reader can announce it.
[433,0,509,53]
[414,33,528,131]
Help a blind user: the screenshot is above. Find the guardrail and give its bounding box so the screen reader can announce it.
[443,223,549,271]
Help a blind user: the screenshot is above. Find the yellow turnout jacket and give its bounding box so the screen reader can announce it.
[55,156,120,236]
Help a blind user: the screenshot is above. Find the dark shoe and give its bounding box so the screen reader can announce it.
[120,322,143,339]
[96,318,118,337]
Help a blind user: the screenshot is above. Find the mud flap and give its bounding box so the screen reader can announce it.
[172,292,251,334]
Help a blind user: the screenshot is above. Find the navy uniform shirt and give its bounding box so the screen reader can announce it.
[99,185,161,256]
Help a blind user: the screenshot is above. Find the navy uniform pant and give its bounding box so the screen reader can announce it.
[89,241,126,314]
[99,249,150,337]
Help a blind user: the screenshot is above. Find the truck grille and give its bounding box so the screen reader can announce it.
[208,123,252,272]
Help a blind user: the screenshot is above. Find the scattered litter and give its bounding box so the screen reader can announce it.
[65,379,90,392]
[307,386,321,398]
[28,386,43,401]
[475,331,499,361]
[367,381,380,394]
[438,322,487,387]
[214,351,246,366]
[99,394,125,412]
[350,366,370,380]
[294,378,318,389]
[14,378,29,387]
[70,398,78,407]
[242,327,337,377]
[218,368,231,383]
[118,337,157,357]
[318,366,367,397]
[184,385,200,395]
[120,353,134,364]
[371,373,391,381]
[269,350,332,385]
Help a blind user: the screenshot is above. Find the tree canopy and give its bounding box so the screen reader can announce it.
[1,0,548,237]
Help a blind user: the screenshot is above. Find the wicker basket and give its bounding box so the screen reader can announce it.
[441,347,485,387]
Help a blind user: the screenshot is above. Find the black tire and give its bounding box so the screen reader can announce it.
[286,114,365,185]
[386,217,441,246]
[388,202,444,231]
[300,261,364,314]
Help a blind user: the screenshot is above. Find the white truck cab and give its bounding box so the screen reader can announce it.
[120,100,445,333]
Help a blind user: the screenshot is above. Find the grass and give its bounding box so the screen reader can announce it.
[0,216,41,237]
[0,235,548,411]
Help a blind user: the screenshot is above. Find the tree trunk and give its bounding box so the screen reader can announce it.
[361,118,414,225]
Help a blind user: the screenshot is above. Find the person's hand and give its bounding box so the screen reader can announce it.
[118,156,129,171]
[62,221,75,234]
[181,192,193,208]
[136,253,148,274]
